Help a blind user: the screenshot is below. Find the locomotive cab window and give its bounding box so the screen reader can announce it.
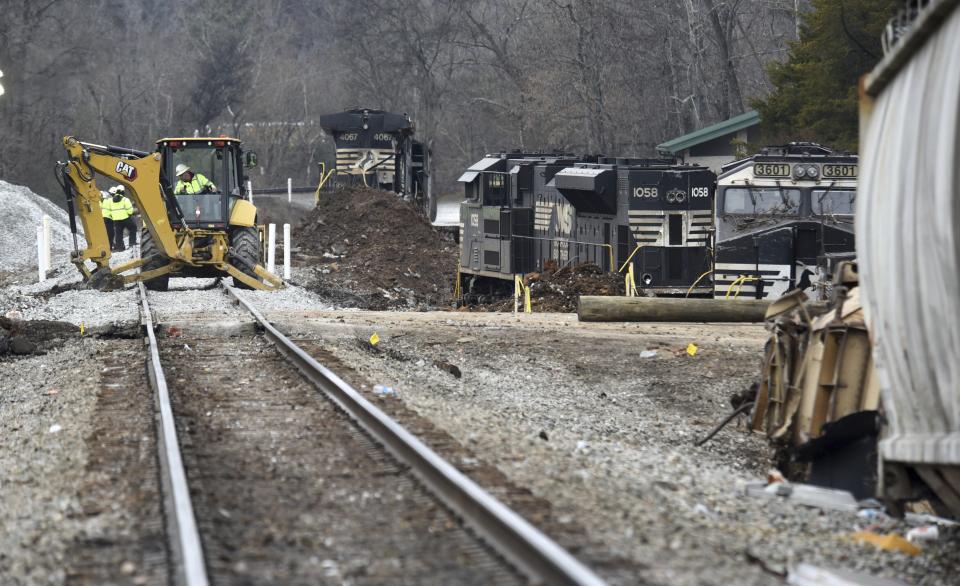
[722,187,801,215]
[814,189,855,216]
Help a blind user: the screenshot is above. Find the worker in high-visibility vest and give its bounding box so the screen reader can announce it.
[174,164,217,195]
[114,185,138,251]
[104,186,136,251]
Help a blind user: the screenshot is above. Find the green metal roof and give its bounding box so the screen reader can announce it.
[657,110,760,154]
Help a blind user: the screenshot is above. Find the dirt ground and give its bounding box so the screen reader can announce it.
[471,262,625,312]
[3,255,958,584]
[262,309,960,586]
[292,187,459,310]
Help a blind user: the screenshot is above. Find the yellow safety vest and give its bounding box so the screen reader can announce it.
[174,173,216,195]
[104,197,134,221]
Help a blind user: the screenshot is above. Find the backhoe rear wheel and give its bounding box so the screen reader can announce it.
[229,227,261,289]
[140,227,169,291]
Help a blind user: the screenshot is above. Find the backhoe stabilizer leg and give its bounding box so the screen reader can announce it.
[72,259,94,280]
[223,263,284,291]
[127,262,179,285]
[253,264,285,289]
[84,261,179,290]
[87,267,126,291]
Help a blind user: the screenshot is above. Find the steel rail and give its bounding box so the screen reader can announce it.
[138,283,210,586]
[222,283,606,586]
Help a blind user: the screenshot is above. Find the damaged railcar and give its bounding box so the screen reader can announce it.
[713,143,858,301]
[858,0,960,517]
[752,263,881,500]
[751,0,960,517]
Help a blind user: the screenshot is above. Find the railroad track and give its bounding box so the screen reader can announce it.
[135,281,605,585]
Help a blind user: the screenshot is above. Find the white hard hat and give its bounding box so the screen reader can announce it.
[115,185,125,193]
[108,186,117,195]
[175,163,191,177]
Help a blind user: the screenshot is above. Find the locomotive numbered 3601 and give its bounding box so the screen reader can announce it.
[713,143,857,300]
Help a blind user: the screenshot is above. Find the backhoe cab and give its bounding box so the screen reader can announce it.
[57,135,282,291]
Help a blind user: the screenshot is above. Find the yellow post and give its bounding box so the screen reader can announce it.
[626,263,637,297]
[514,275,532,314]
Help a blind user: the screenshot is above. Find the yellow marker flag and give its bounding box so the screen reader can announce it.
[79,322,85,336]
[369,332,380,346]
[686,343,698,357]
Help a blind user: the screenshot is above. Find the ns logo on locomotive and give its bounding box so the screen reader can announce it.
[457,153,716,297]
[456,142,856,302]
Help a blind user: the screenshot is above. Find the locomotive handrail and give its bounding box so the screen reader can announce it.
[511,234,615,273]
[314,164,337,204]
[726,275,761,299]
[618,243,644,273]
[685,269,714,298]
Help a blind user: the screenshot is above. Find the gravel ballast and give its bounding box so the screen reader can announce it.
[3,257,957,584]
[280,310,959,586]
[0,180,83,272]
[0,340,106,583]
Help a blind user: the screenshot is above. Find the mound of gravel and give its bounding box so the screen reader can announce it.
[0,180,81,270]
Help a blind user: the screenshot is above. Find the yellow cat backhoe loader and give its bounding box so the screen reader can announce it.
[55,135,283,291]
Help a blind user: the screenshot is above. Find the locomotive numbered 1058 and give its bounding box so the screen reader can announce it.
[457,153,717,295]
[713,143,858,300]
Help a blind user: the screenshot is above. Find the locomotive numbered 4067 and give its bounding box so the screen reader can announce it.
[457,153,716,295]
[456,142,857,301]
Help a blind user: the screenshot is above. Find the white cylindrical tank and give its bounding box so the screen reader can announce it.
[858,1,960,507]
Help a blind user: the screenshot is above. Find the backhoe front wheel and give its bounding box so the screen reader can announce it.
[229,227,261,289]
[140,227,169,291]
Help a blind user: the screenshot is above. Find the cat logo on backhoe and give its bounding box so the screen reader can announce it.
[115,160,137,180]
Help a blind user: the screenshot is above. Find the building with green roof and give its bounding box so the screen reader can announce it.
[656,110,761,172]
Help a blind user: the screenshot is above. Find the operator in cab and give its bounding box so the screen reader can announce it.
[174,163,217,195]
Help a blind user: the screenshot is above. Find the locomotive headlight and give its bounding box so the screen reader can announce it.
[806,164,819,179]
[665,189,685,203]
[792,165,805,179]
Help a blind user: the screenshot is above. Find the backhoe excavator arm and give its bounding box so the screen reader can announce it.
[59,135,184,279]
[57,135,282,291]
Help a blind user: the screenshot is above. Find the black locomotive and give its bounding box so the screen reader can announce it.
[457,152,716,295]
[713,143,857,300]
[318,108,433,218]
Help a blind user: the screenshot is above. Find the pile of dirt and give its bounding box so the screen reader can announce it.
[295,187,458,310]
[0,315,139,358]
[0,180,81,270]
[476,262,625,313]
[0,316,75,356]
